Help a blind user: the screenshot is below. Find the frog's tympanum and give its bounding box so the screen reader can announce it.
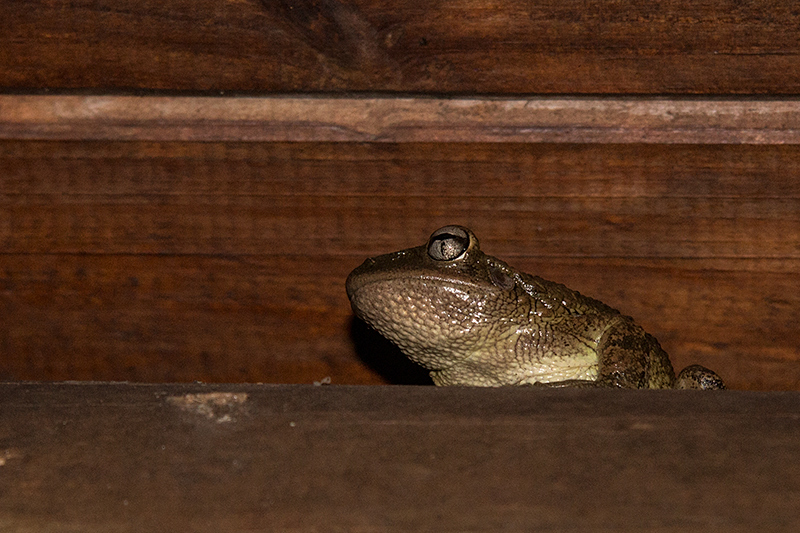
[346,225,724,389]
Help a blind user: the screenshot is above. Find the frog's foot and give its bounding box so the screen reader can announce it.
[675,364,726,390]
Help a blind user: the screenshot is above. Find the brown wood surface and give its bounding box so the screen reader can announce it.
[3,0,800,94]
[1,141,798,390]
[4,95,800,144]
[1,382,799,531]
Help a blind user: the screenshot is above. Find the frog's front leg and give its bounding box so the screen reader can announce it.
[675,364,726,390]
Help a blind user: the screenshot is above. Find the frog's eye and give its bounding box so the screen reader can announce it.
[427,226,470,261]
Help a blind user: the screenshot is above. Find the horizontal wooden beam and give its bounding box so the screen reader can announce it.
[4,1,800,94]
[3,95,800,144]
[2,141,799,389]
[1,382,799,531]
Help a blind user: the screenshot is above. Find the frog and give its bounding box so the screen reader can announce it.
[346,225,724,389]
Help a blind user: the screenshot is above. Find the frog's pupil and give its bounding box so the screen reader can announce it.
[430,234,467,260]
[440,239,457,258]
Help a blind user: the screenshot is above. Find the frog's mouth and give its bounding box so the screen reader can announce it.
[347,269,487,300]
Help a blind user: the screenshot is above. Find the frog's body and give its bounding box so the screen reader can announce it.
[346,226,724,389]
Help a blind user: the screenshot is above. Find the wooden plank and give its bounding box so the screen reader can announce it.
[0,253,394,385]
[3,1,800,94]
[2,254,797,390]
[3,95,800,143]
[2,141,799,258]
[1,383,799,531]
[1,141,798,390]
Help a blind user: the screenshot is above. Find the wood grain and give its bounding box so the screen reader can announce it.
[1,382,799,531]
[3,0,800,94]
[1,141,798,389]
[4,95,800,143]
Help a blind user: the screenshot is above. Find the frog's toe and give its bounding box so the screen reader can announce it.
[675,364,725,390]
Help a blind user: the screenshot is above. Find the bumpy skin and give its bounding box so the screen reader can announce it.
[346,225,725,389]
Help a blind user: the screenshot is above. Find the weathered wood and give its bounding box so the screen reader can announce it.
[4,95,800,144]
[0,383,798,532]
[1,141,798,390]
[3,1,800,94]
[2,254,797,390]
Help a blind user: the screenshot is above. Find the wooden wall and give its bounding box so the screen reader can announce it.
[2,1,800,390]
[4,0,800,94]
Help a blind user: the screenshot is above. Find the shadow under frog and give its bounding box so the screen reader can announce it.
[346,225,725,390]
[349,317,434,385]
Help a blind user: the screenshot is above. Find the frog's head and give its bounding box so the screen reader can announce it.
[346,225,522,373]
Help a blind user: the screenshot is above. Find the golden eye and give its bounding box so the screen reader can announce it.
[427,226,470,261]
